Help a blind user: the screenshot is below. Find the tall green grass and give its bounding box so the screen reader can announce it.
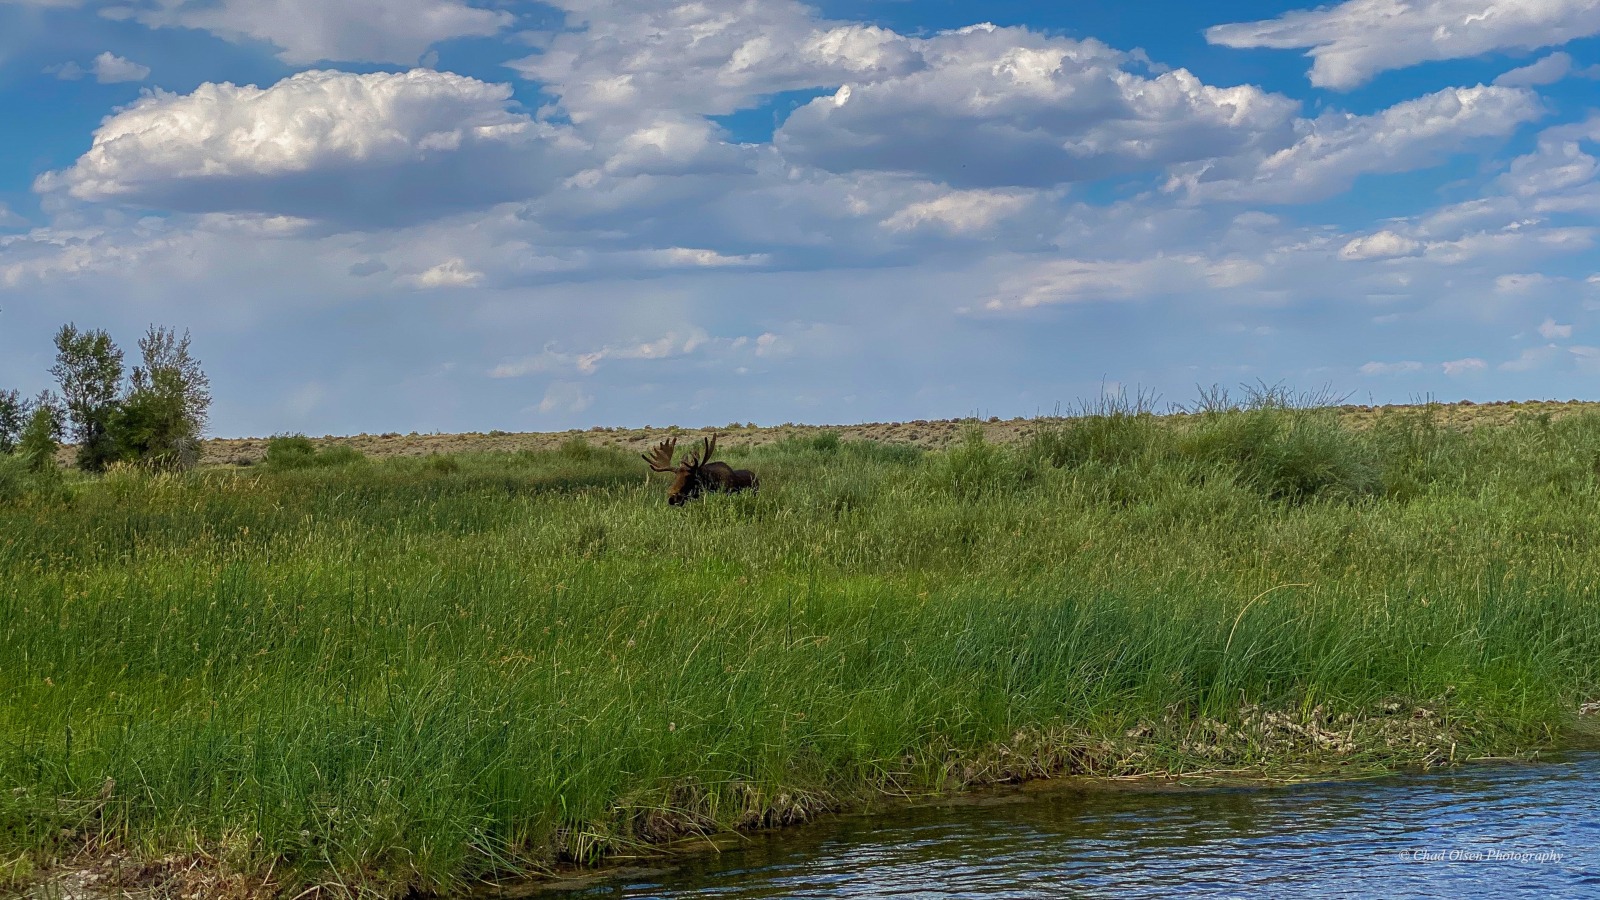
[2,410,1598,894]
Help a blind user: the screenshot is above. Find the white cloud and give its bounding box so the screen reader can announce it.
[1500,343,1563,371]
[597,116,751,178]
[776,24,1299,188]
[1495,272,1552,292]
[108,0,510,65]
[518,7,1299,190]
[36,69,580,225]
[0,203,25,228]
[10,0,1600,439]
[408,258,483,288]
[537,381,593,415]
[491,329,713,378]
[48,52,150,83]
[90,51,150,83]
[882,190,1033,234]
[1442,357,1488,376]
[1415,222,1596,266]
[1498,139,1599,197]
[1538,317,1573,339]
[1494,51,1578,87]
[1340,229,1421,260]
[1207,0,1600,90]
[511,0,921,123]
[1359,360,1424,376]
[640,248,770,268]
[981,253,1263,310]
[1169,85,1542,204]
[1571,345,1600,373]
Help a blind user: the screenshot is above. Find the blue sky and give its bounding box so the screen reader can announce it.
[1,0,1599,438]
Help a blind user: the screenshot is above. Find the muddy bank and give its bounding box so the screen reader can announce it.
[19,698,1595,900]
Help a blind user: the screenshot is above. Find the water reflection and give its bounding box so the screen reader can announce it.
[539,754,1599,898]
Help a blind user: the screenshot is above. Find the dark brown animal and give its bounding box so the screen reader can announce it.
[642,435,759,506]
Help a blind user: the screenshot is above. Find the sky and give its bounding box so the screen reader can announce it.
[1,1,1598,438]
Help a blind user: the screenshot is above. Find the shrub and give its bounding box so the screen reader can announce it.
[0,390,29,454]
[316,446,366,467]
[1180,408,1378,503]
[264,436,367,470]
[17,403,63,474]
[116,327,211,470]
[930,427,1035,499]
[1029,414,1163,468]
[1028,390,1164,469]
[809,431,841,453]
[51,324,124,472]
[424,453,462,474]
[0,454,28,503]
[1367,405,1471,501]
[264,434,318,469]
[559,437,595,460]
[841,440,922,466]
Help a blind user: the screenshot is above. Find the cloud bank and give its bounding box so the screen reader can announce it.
[1208,0,1600,89]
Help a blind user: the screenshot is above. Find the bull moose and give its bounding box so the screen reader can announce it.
[642,435,759,505]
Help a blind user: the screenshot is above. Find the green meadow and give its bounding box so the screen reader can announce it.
[2,400,1598,895]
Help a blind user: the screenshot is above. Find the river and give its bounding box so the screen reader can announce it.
[530,753,1599,898]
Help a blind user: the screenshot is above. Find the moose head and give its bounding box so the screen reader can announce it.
[642,434,759,506]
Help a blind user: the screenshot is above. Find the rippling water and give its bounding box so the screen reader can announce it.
[536,753,1599,898]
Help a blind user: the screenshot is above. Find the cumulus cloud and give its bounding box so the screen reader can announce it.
[0,203,25,228]
[1498,139,1599,197]
[491,329,712,378]
[982,253,1264,310]
[408,258,483,288]
[1538,317,1573,338]
[1340,230,1421,260]
[511,0,921,122]
[591,115,753,178]
[517,6,1302,191]
[9,0,1600,436]
[1207,0,1600,90]
[776,24,1298,188]
[107,0,510,65]
[36,69,582,225]
[90,51,151,83]
[1442,357,1488,376]
[1494,51,1580,86]
[881,189,1033,234]
[49,51,151,83]
[1359,360,1424,376]
[1168,85,1542,204]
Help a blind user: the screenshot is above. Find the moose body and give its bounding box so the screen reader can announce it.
[643,435,759,505]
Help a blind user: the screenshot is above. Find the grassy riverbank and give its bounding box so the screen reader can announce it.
[3,400,1599,896]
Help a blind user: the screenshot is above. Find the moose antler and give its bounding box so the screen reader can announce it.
[682,434,717,469]
[641,437,678,472]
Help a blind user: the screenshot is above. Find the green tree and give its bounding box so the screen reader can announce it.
[18,394,64,474]
[50,324,124,471]
[0,388,30,454]
[116,326,212,469]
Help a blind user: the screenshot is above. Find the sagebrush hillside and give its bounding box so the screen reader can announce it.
[144,398,1600,468]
